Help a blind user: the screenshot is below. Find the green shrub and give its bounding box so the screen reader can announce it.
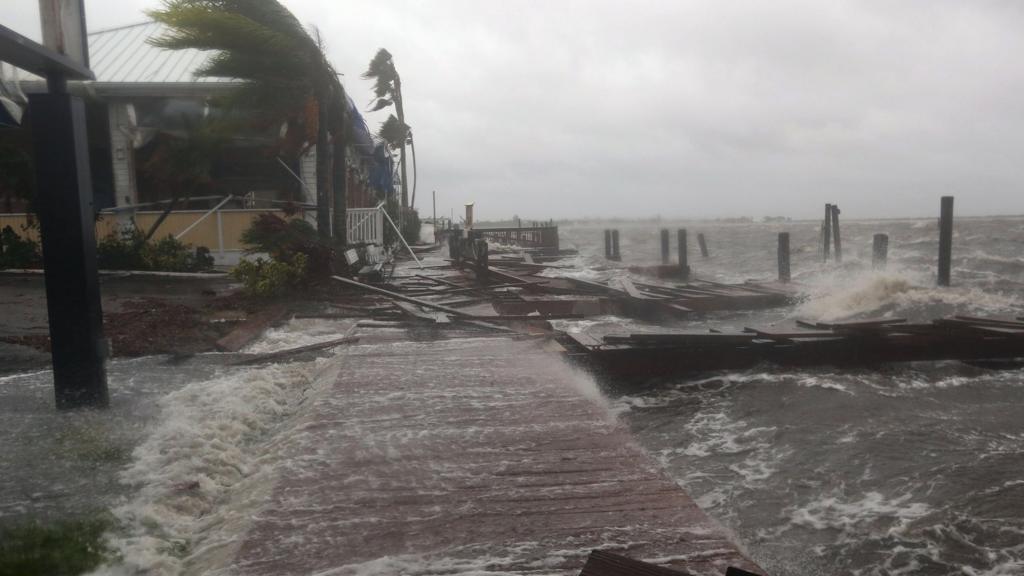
[96,228,214,272]
[96,228,148,270]
[0,515,117,576]
[0,226,41,269]
[231,254,308,298]
[239,213,335,279]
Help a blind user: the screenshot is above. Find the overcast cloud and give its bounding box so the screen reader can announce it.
[7,1,1024,220]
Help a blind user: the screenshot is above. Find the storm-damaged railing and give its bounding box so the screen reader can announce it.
[470,226,559,250]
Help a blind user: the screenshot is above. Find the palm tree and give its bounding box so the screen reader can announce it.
[149,0,346,240]
[363,48,411,209]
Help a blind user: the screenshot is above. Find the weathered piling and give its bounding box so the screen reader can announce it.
[823,203,832,262]
[697,233,709,258]
[475,238,489,282]
[778,232,791,283]
[604,229,612,259]
[660,229,670,265]
[831,204,842,263]
[873,233,889,270]
[677,228,689,279]
[938,196,954,286]
[611,229,621,261]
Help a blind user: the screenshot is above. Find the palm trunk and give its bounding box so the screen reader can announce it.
[315,96,331,239]
[394,75,409,209]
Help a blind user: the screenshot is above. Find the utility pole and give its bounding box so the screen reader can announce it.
[432,190,437,244]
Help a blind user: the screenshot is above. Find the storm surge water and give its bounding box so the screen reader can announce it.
[555,217,1024,575]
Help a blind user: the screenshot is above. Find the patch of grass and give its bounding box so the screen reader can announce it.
[0,515,118,576]
[55,424,131,465]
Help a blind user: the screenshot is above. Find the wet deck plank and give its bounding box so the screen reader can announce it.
[229,336,762,575]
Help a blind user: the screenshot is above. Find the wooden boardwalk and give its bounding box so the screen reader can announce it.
[226,333,762,575]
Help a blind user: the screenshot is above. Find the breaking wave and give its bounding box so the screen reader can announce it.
[795,270,1020,322]
[92,356,343,575]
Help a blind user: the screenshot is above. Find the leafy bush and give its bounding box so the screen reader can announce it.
[96,228,214,272]
[0,225,41,269]
[240,213,335,278]
[231,254,308,298]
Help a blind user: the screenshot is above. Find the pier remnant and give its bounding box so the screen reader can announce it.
[611,229,621,261]
[604,229,612,259]
[873,233,889,270]
[778,232,791,283]
[823,204,832,262]
[660,229,670,265]
[475,238,489,282]
[677,228,690,279]
[938,196,954,286]
[697,233,709,258]
[831,204,842,263]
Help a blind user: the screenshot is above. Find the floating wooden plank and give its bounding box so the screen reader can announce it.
[215,304,290,352]
[231,336,359,365]
[563,316,1024,381]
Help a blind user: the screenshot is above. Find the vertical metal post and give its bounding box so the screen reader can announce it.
[660,228,670,265]
[611,229,621,261]
[216,209,224,259]
[938,196,954,286]
[677,228,689,279]
[872,233,888,270]
[604,229,612,259]
[831,204,842,263]
[778,232,791,283]
[432,190,437,244]
[29,89,108,409]
[823,203,832,262]
[697,233,709,258]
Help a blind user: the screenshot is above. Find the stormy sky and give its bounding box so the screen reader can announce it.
[7,1,1024,220]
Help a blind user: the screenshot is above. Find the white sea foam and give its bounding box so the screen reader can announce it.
[787,491,931,538]
[796,269,1020,322]
[91,355,342,575]
[243,317,356,354]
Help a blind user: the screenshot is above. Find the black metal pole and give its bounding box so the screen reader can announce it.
[604,229,612,259]
[660,228,670,265]
[29,86,109,409]
[938,196,954,286]
[611,229,621,261]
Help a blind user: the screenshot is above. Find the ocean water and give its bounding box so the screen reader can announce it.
[553,217,1024,575]
[2,217,1021,575]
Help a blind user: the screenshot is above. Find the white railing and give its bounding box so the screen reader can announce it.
[347,207,384,245]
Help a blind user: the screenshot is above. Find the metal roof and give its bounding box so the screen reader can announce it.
[87,21,232,84]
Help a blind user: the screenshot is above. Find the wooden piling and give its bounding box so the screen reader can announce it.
[831,204,842,263]
[778,232,791,283]
[872,233,888,270]
[475,238,489,283]
[697,233,709,258]
[604,229,612,259]
[938,196,954,286]
[611,229,621,261]
[660,229,670,265]
[823,204,832,262]
[677,228,689,279]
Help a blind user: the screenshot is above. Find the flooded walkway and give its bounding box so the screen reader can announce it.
[227,332,762,575]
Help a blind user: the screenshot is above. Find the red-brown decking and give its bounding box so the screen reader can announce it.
[228,333,763,575]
